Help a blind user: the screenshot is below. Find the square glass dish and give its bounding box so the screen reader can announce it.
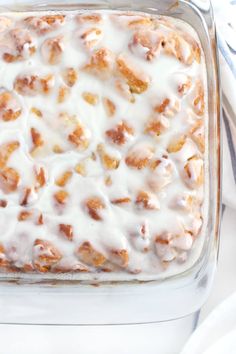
[0,0,220,326]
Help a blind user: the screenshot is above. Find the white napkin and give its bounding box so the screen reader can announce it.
[181,292,236,354]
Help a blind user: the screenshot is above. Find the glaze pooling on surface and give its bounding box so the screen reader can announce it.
[0,10,207,280]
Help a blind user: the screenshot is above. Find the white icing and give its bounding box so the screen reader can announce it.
[0,10,207,281]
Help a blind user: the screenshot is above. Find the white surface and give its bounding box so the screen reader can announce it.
[202,331,236,354]
[181,291,236,354]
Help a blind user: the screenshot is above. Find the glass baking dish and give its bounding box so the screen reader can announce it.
[0,0,221,329]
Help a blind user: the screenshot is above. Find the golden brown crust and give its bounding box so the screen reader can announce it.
[57,85,70,103]
[83,48,114,79]
[2,28,36,63]
[135,190,160,210]
[189,119,205,153]
[97,144,120,170]
[0,199,7,208]
[35,167,46,189]
[111,197,131,205]
[61,67,78,87]
[59,224,73,241]
[130,29,164,60]
[0,167,20,193]
[68,123,89,150]
[54,190,69,205]
[41,36,64,65]
[116,55,150,94]
[24,15,65,35]
[167,135,186,153]
[55,170,73,187]
[77,241,106,267]
[0,141,20,169]
[18,210,33,221]
[84,196,105,221]
[0,244,11,267]
[103,98,116,117]
[110,249,129,268]
[76,13,102,24]
[33,239,62,272]
[125,144,154,170]
[193,81,205,116]
[184,155,204,189]
[14,73,55,96]
[106,121,134,145]
[0,90,22,121]
[31,127,44,151]
[82,92,99,105]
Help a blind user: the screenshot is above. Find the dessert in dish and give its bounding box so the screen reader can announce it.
[0,10,207,280]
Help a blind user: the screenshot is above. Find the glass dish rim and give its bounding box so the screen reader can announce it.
[0,0,222,288]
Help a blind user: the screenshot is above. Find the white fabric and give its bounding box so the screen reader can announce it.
[181,292,236,354]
